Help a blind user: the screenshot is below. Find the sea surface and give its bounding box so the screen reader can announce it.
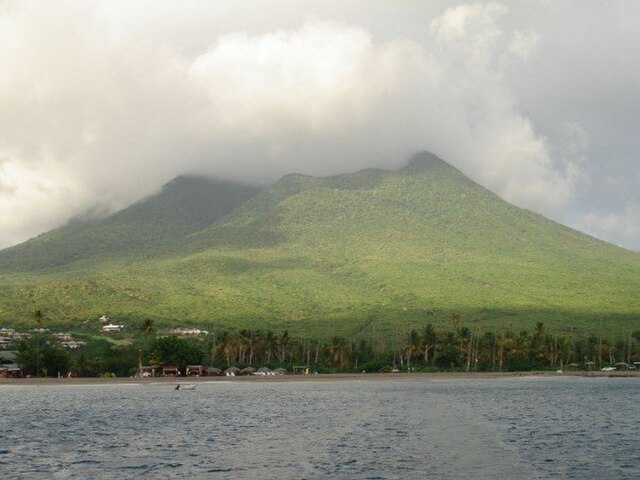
[0,376,638,479]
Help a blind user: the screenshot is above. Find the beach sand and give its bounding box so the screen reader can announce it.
[1,370,638,386]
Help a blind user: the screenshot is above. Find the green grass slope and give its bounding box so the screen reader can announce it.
[0,176,260,271]
[1,152,638,337]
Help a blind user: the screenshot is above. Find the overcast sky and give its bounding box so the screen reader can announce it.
[0,0,638,250]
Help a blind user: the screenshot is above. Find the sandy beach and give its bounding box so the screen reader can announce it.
[1,370,638,386]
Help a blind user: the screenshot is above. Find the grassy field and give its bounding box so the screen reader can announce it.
[1,152,638,337]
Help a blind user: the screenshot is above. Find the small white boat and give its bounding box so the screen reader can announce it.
[174,384,197,390]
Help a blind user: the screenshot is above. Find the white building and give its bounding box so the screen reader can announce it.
[101,323,124,332]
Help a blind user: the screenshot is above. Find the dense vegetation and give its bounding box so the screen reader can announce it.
[14,319,640,377]
[1,152,639,336]
[0,176,260,270]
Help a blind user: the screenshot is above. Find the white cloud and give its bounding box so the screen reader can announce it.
[579,205,640,250]
[0,1,617,249]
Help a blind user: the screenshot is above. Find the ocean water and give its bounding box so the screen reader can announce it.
[0,377,638,479]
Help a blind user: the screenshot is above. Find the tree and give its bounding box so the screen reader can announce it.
[147,336,203,370]
[72,350,102,377]
[326,336,348,369]
[17,336,70,377]
[277,330,290,364]
[142,319,155,339]
[404,329,421,370]
[33,309,44,377]
[103,345,139,377]
[140,319,155,373]
[422,323,437,366]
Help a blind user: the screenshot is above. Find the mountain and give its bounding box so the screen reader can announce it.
[1,152,638,336]
[0,176,261,270]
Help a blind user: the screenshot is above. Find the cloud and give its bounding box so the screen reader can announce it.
[579,204,640,250]
[0,1,627,250]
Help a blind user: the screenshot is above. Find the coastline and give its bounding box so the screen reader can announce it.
[1,370,638,386]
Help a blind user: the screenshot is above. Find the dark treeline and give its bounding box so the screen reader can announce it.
[14,319,640,377]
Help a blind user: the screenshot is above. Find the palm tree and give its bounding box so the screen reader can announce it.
[404,329,421,371]
[278,330,289,364]
[326,336,347,369]
[422,323,437,366]
[142,319,155,338]
[265,330,276,363]
[139,319,155,375]
[34,309,43,378]
[208,332,217,366]
[73,350,100,377]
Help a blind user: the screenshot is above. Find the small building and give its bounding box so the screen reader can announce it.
[53,332,72,341]
[61,341,86,349]
[101,324,124,332]
[255,367,274,376]
[0,363,21,378]
[224,366,241,376]
[140,365,160,377]
[162,365,180,376]
[292,366,310,375]
[185,365,204,376]
[166,328,209,336]
[0,351,20,378]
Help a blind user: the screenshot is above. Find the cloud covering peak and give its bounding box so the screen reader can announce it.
[0,1,638,250]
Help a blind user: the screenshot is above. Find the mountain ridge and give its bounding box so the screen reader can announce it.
[0,176,261,271]
[0,151,638,335]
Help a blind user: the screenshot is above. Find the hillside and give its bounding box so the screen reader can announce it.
[1,152,638,337]
[0,176,260,270]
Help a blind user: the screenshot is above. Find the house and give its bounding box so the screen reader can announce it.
[0,351,21,378]
[167,328,209,336]
[162,365,180,376]
[255,367,274,376]
[53,332,72,341]
[140,365,160,377]
[185,365,204,376]
[101,323,124,332]
[0,350,17,363]
[99,315,110,323]
[61,341,86,349]
[0,363,21,378]
[206,367,222,376]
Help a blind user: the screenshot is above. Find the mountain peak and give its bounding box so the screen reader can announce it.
[400,151,453,174]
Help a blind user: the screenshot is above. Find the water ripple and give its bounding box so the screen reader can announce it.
[0,377,637,479]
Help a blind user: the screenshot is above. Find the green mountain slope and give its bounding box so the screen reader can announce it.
[0,176,260,270]
[1,152,638,336]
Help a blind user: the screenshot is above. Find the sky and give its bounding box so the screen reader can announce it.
[0,0,638,250]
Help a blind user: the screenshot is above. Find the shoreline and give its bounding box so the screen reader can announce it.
[1,370,638,386]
